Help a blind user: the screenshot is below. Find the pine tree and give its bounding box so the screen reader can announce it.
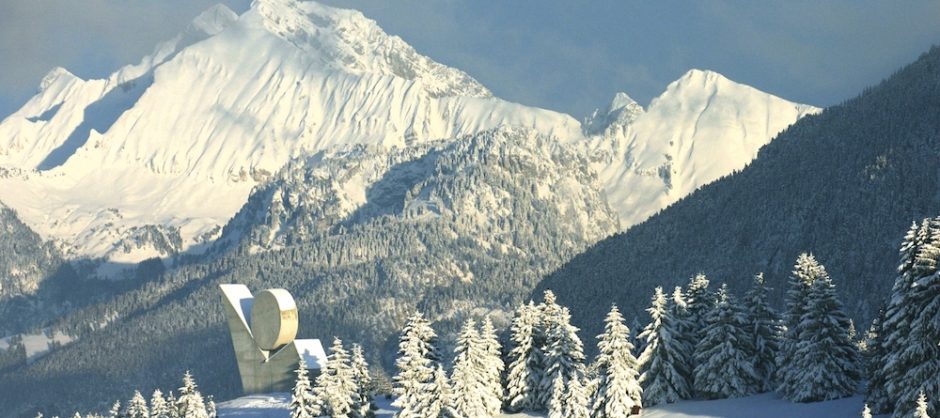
[291,358,318,418]
[785,262,860,402]
[637,287,692,406]
[542,306,586,410]
[916,391,932,418]
[166,392,180,418]
[876,220,930,414]
[177,371,209,418]
[315,338,357,418]
[536,291,564,409]
[547,374,566,418]
[862,403,873,418]
[777,253,825,396]
[479,317,504,416]
[393,311,441,418]
[451,319,486,418]
[533,290,561,411]
[563,375,590,418]
[505,302,542,412]
[350,344,375,418]
[591,304,642,418]
[126,391,149,418]
[891,221,940,418]
[108,401,122,418]
[668,286,695,394]
[426,366,455,418]
[743,273,782,392]
[685,274,716,338]
[151,390,170,418]
[629,317,643,354]
[863,309,890,414]
[206,397,216,418]
[693,284,758,399]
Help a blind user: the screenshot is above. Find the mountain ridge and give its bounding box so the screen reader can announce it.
[536,45,940,346]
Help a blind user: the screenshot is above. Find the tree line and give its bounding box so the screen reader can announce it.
[34,371,216,418]
[295,209,940,418]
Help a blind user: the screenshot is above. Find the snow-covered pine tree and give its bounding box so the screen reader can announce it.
[629,317,643,354]
[315,338,357,418]
[393,311,442,418]
[505,302,543,412]
[108,402,122,418]
[451,319,486,418]
[166,392,180,418]
[290,358,318,418]
[591,304,642,418]
[479,317,505,416]
[151,390,170,418]
[206,396,216,418]
[693,284,758,399]
[350,344,375,418]
[916,391,932,418]
[785,262,860,402]
[426,365,455,418]
[563,375,590,418]
[548,374,566,418]
[177,371,209,418]
[543,306,586,410]
[863,309,890,414]
[848,320,859,347]
[743,273,782,392]
[536,291,564,409]
[583,364,599,414]
[777,253,825,396]
[126,391,148,418]
[875,220,930,414]
[637,287,692,406]
[685,274,716,339]
[862,403,873,418]
[890,221,940,418]
[668,286,695,394]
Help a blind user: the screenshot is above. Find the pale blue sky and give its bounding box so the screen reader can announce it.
[1,0,938,119]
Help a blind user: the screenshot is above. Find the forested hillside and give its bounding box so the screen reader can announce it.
[0,127,621,416]
[0,204,84,336]
[537,45,940,344]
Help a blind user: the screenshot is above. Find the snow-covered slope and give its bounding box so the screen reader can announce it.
[0,0,816,267]
[584,69,820,228]
[216,393,875,418]
[0,0,577,266]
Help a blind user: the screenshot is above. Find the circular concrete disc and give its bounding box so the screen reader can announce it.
[251,289,298,350]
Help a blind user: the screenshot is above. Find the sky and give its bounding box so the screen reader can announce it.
[1,0,939,119]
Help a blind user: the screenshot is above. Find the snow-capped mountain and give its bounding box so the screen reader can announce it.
[585,70,819,228]
[0,0,815,269]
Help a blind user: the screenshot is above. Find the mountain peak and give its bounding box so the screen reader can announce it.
[651,68,819,116]
[38,67,78,92]
[245,0,490,98]
[609,92,641,112]
[681,68,727,81]
[663,68,736,96]
[190,4,239,36]
[583,91,644,135]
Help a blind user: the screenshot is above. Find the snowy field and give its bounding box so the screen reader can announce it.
[217,392,880,418]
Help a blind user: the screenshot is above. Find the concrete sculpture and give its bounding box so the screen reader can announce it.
[220,284,327,394]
